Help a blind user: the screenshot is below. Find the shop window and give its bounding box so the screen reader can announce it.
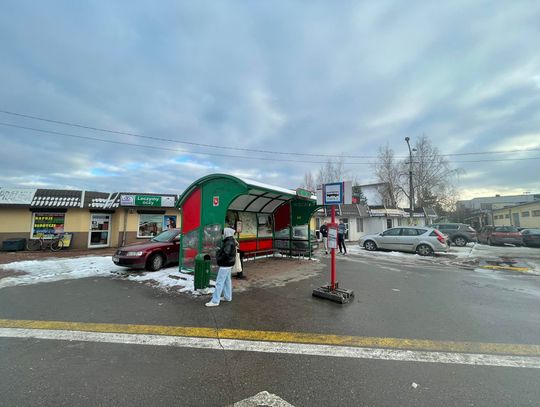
[521,212,530,217]
[135,214,177,238]
[533,210,540,217]
[31,212,65,238]
[138,214,164,238]
[89,214,111,247]
[386,218,393,229]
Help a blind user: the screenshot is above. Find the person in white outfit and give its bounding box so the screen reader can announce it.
[205,227,236,307]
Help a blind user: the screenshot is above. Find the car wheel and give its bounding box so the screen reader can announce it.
[147,253,164,271]
[453,236,467,247]
[364,240,378,251]
[416,244,433,256]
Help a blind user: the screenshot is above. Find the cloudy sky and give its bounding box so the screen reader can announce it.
[1,0,539,201]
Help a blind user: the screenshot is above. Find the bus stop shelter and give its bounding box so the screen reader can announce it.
[176,174,319,270]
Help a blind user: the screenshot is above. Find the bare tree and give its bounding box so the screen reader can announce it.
[301,171,316,193]
[316,158,348,185]
[373,137,461,211]
[409,136,462,212]
[372,144,403,207]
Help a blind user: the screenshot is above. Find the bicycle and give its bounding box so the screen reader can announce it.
[26,234,64,251]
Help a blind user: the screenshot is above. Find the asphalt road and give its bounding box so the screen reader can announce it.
[1,252,539,406]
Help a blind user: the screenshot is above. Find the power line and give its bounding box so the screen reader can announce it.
[0,110,372,158]
[1,109,539,158]
[0,122,369,164]
[2,121,540,165]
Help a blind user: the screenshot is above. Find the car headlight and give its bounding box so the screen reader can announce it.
[126,251,144,257]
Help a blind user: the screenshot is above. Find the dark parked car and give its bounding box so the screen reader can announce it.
[431,223,477,246]
[521,228,540,247]
[477,226,523,246]
[112,228,181,271]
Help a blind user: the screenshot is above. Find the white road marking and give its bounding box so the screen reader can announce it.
[233,391,294,406]
[2,327,540,369]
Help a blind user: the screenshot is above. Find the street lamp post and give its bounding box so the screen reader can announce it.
[405,137,414,214]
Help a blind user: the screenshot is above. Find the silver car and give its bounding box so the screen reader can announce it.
[359,226,448,256]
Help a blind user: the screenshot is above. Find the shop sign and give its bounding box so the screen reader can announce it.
[295,188,312,199]
[32,212,65,238]
[120,194,175,207]
[0,188,36,204]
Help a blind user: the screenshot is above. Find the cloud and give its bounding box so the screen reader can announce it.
[0,0,539,199]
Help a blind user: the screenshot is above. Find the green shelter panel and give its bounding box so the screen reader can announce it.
[291,199,320,226]
[201,178,247,227]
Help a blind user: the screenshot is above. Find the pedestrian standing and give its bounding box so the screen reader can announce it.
[206,227,236,307]
[319,222,329,254]
[338,219,347,255]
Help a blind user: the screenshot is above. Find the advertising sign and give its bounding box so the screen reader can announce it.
[164,215,177,230]
[135,195,161,207]
[213,196,219,207]
[161,196,175,207]
[0,188,37,204]
[120,195,175,207]
[295,188,312,199]
[327,224,338,249]
[32,213,65,238]
[120,195,135,206]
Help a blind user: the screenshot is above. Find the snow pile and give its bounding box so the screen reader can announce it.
[0,256,215,294]
[122,267,214,296]
[0,256,121,289]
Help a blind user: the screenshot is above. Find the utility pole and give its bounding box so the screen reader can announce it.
[405,137,414,213]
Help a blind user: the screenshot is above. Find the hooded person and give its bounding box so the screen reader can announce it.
[206,227,237,307]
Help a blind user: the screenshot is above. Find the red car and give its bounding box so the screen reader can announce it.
[477,226,523,246]
[112,228,181,271]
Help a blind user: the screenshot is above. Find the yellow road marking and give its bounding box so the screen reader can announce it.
[1,318,539,357]
[480,265,530,272]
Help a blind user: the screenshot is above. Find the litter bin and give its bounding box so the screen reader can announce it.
[1,238,26,252]
[194,253,212,290]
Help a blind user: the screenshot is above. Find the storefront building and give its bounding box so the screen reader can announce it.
[0,188,179,249]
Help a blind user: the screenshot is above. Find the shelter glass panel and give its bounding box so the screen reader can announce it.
[257,214,273,238]
[228,195,253,211]
[182,229,199,270]
[246,197,272,212]
[260,199,286,213]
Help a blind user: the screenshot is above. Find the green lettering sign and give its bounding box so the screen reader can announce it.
[135,195,162,207]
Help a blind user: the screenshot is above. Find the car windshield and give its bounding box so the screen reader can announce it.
[524,229,540,233]
[151,229,179,242]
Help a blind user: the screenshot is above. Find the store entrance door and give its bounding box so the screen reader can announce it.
[88,214,111,248]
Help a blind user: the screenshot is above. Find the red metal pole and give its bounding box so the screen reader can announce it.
[331,205,336,290]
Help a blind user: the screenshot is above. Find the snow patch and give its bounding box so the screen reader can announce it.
[0,256,215,295]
